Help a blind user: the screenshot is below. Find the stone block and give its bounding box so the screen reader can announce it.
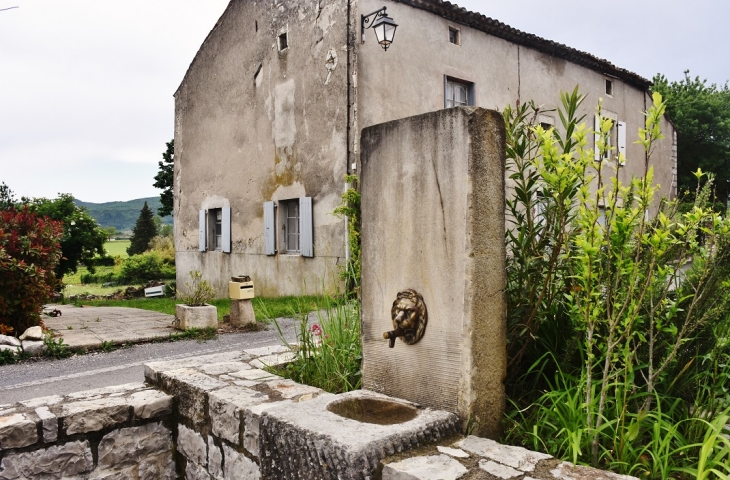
[98,422,172,470]
[209,386,267,445]
[0,440,93,479]
[62,397,130,435]
[0,335,20,347]
[361,108,507,438]
[178,423,207,466]
[185,461,211,480]
[35,407,58,443]
[259,390,459,479]
[19,395,63,409]
[129,389,173,419]
[66,382,144,400]
[229,299,256,327]
[243,401,292,458]
[0,413,38,450]
[382,455,468,480]
[458,436,552,472]
[228,368,279,382]
[139,451,176,480]
[0,346,20,355]
[19,326,43,341]
[249,352,295,370]
[21,340,46,356]
[551,461,639,480]
[175,304,218,330]
[223,444,260,480]
[89,467,136,479]
[243,344,291,357]
[159,369,227,427]
[208,436,223,479]
[198,361,251,376]
[437,446,469,458]
[260,378,322,400]
[479,460,522,479]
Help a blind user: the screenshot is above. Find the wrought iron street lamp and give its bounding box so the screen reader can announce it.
[361,7,398,51]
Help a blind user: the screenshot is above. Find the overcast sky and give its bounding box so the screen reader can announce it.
[1,0,728,203]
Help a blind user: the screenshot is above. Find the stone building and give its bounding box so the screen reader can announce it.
[173,0,677,297]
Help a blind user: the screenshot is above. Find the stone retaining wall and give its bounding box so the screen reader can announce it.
[1,349,638,480]
[0,383,175,479]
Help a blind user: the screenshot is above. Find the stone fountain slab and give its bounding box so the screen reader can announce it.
[259,390,459,480]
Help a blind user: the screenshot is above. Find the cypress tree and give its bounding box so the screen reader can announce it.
[127,201,157,255]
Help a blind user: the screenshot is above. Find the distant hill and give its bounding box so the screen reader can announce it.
[75,197,173,231]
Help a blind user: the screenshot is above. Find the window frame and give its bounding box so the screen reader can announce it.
[448,26,461,45]
[282,199,300,254]
[199,207,231,253]
[444,76,475,109]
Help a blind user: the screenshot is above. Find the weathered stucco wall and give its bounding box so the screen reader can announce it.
[174,0,350,297]
[357,0,676,202]
[360,107,507,439]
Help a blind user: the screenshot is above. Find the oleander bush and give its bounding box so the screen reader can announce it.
[503,88,730,478]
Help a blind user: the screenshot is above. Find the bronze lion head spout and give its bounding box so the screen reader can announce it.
[383,289,428,348]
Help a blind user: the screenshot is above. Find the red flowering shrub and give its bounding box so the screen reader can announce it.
[0,207,63,335]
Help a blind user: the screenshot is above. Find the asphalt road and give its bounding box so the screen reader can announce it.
[0,318,301,405]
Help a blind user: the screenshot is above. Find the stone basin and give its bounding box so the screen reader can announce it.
[326,396,418,425]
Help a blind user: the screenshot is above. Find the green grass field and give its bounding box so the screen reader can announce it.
[104,240,131,258]
[76,295,322,321]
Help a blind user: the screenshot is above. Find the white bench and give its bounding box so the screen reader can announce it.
[144,285,165,298]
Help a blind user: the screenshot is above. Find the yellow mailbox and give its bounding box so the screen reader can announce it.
[229,275,255,300]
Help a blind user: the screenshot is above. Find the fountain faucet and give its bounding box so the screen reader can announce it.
[383,328,406,348]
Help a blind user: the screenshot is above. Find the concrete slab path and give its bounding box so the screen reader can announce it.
[43,304,176,350]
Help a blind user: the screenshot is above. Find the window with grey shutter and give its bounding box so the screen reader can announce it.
[199,210,206,252]
[300,197,313,257]
[264,201,276,255]
[222,207,231,253]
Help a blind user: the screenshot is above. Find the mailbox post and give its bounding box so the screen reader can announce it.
[229,275,256,327]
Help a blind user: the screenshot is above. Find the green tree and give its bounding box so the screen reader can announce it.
[27,194,108,278]
[102,226,118,240]
[127,201,158,255]
[153,139,174,217]
[652,71,730,200]
[0,183,16,210]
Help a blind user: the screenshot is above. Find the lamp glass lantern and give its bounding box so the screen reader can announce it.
[371,14,398,50]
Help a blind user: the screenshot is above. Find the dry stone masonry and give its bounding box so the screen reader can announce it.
[0,382,174,479]
[1,347,637,479]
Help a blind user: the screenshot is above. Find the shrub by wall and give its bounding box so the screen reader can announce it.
[0,207,63,334]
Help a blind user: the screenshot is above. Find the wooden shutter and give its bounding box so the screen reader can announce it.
[594,114,601,161]
[199,210,206,252]
[222,207,231,253]
[264,201,276,255]
[617,121,627,165]
[300,197,313,257]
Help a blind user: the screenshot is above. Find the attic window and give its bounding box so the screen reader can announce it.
[277,32,289,51]
[449,27,460,45]
[605,79,613,96]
